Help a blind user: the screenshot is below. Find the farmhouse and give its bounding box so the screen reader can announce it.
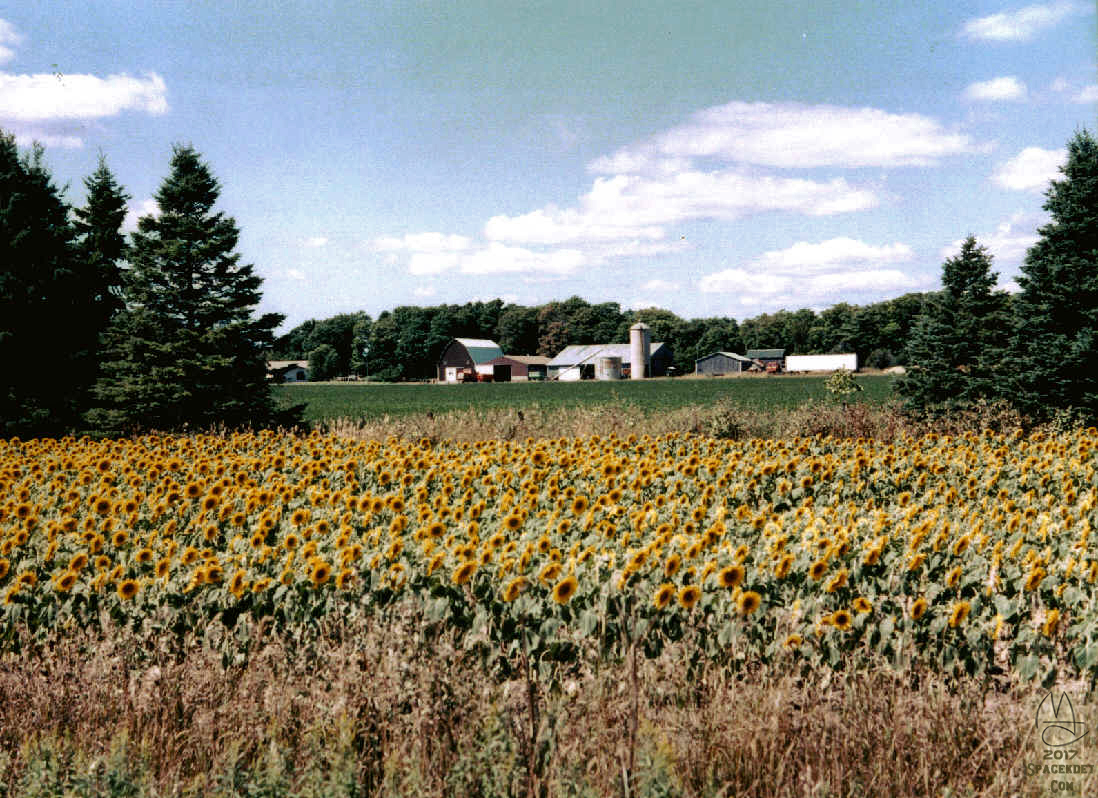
[483,354,550,382]
[548,341,673,381]
[267,360,309,382]
[437,338,505,382]
[694,351,755,376]
[745,348,786,372]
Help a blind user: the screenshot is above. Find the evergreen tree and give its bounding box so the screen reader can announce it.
[0,132,84,436]
[90,145,288,432]
[1007,129,1098,422]
[898,236,1010,410]
[73,154,130,336]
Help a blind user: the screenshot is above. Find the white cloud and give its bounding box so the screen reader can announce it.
[412,285,437,298]
[0,19,22,65]
[286,268,306,281]
[373,231,472,253]
[303,236,328,248]
[964,76,1028,101]
[940,212,1043,266]
[0,71,167,122]
[698,237,920,305]
[589,101,978,172]
[640,279,681,293]
[122,198,160,232]
[1050,76,1071,93]
[458,243,587,275]
[1074,85,1098,104]
[12,131,82,149]
[486,171,877,246]
[992,146,1066,191]
[961,1,1085,41]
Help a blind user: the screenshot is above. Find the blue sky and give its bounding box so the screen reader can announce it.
[1,2,1094,332]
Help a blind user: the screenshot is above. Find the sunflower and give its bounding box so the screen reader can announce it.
[228,569,248,598]
[948,600,971,628]
[290,508,310,527]
[773,554,793,580]
[1023,566,1046,591]
[664,553,682,577]
[336,568,355,590]
[111,530,129,548]
[830,609,853,630]
[571,495,589,515]
[180,546,200,565]
[155,558,171,579]
[252,577,272,593]
[68,552,89,572]
[717,564,745,589]
[502,514,523,533]
[136,547,154,565]
[538,562,562,585]
[824,569,848,593]
[451,560,477,586]
[808,560,828,580]
[652,582,676,610]
[783,633,803,650]
[907,553,926,571]
[116,579,140,601]
[502,576,528,602]
[205,564,224,584]
[53,570,78,593]
[737,590,762,615]
[945,566,962,588]
[309,560,332,587]
[552,574,579,604]
[678,584,702,611]
[852,597,873,614]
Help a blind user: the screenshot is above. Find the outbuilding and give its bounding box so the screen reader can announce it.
[548,342,673,381]
[267,360,309,382]
[745,348,786,372]
[484,354,551,382]
[694,351,754,376]
[438,338,505,382]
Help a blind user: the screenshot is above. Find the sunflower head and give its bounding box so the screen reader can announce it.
[910,597,928,620]
[852,597,873,614]
[502,576,528,602]
[116,579,140,601]
[718,564,745,589]
[451,560,477,586]
[737,590,762,615]
[551,575,578,604]
[678,585,702,611]
[830,609,853,630]
[948,600,971,628]
[808,560,828,580]
[652,582,675,610]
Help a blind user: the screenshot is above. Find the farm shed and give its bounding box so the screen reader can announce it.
[694,351,754,376]
[548,342,673,381]
[785,353,858,373]
[438,338,505,383]
[485,354,550,381]
[745,349,786,372]
[267,360,309,382]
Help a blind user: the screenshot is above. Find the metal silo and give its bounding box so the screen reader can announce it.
[596,356,622,380]
[629,322,650,379]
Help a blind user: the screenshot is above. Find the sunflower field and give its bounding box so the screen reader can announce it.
[2,426,1097,686]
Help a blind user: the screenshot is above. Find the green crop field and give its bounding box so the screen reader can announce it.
[274,373,898,423]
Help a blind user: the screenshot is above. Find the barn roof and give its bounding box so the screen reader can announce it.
[548,342,668,367]
[267,360,309,370]
[453,338,504,364]
[746,348,785,360]
[504,355,551,365]
[695,351,753,363]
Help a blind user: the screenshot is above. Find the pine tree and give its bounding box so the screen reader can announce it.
[90,145,287,433]
[73,154,130,336]
[1007,129,1098,422]
[0,132,84,436]
[898,236,1010,411]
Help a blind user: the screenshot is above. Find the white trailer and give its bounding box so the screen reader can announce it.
[785,353,858,373]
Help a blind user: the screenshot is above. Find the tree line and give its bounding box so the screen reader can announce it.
[1,131,294,438]
[272,293,936,382]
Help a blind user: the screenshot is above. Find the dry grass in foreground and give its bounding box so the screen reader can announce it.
[1,616,1090,798]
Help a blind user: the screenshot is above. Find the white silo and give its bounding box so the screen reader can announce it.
[629,322,651,380]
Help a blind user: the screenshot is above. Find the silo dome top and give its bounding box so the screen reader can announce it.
[629,322,651,330]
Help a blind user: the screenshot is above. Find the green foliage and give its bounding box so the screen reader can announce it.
[88,145,294,433]
[306,344,340,381]
[825,368,863,402]
[1007,129,1098,423]
[0,131,94,436]
[897,236,1010,412]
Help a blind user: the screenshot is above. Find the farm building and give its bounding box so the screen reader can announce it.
[694,351,755,376]
[745,348,786,372]
[483,355,551,382]
[548,341,673,381]
[785,353,858,373]
[267,360,309,382]
[438,338,505,382]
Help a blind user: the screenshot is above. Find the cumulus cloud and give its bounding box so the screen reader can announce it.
[122,198,160,232]
[588,101,977,173]
[373,232,472,253]
[640,279,681,293]
[964,76,1028,101]
[1074,85,1098,104]
[992,146,1066,191]
[0,72,167,122]
[961,1,1086,41]
[940,212,1043,266]
[697,237,920,305]
[303,236,328,248]
[0,19,22,65]
[286,268,306,281]
[486,171,877,246]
